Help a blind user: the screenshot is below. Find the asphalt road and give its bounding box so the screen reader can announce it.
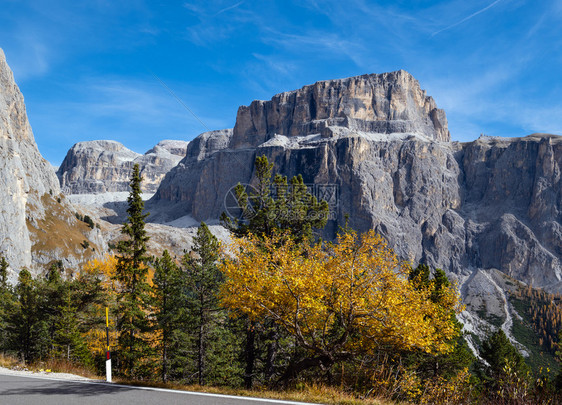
[0,373,314,405]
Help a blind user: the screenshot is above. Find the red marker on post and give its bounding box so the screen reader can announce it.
[106,307,112,382]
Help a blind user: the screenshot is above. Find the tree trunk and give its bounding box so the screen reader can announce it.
[265,324,278,382]
[277,353,350,387]
[198,313,204,386]
[162,329,168,383]
[244,320,256,389]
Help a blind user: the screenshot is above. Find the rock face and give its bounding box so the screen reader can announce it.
[0,48,62,273]
[152,73,562,301]
[57,139,188,194]
[0,49,111,280]
[230,70,450,149]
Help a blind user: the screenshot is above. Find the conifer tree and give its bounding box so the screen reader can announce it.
[153,249,181,383]
[407,264,475,379]
[9,269,40,362]
[221,155,329,243]
[53,286,91,366]
[39,263,66,355]
[182,222,222,385]
[0,254,15,352]
[114,163,152,378]
[479,329,529,398]
[0,255,8,286]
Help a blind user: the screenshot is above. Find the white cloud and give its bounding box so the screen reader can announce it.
[214,1,244,16]
[432,0,504,37]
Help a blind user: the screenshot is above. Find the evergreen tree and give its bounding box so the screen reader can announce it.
[182,222,222,385]
[221,155,329,243]
[38,263,66,357]
[53,286,91,367]
[556,329,562,390]
[114,163,152,378]
[479,329,529,398]
[153,249,181,383]
[8,269,40,362]
[0,254,15,353]
[481,329,528,377]
[0,255,8,286]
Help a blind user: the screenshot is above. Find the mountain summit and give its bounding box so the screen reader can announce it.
[231,70,449,149]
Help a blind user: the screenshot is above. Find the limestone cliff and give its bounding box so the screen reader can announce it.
[230,70,449,149]
[0,49,106,279]
[57,139,188,194]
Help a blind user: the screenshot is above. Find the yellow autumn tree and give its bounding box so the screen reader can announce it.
[220,230,461,381]
[80,254,118,358]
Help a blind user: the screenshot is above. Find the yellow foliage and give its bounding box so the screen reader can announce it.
[220,230,461,358]
[80,255,118,356]
[82,254,118,290]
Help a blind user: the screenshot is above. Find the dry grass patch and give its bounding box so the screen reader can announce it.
[0,353,24,369]
[30,358,100,379]
[27,194,99,261]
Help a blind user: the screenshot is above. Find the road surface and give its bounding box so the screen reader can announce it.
[0,373,314,405]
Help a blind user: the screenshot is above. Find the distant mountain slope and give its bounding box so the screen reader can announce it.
[57,139,188,194]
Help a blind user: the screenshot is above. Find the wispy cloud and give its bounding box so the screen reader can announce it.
[214,1,244,16]
[251,53,296,76]
[30,76,230,162]
[432,0,503,36]
[263,30,367,68]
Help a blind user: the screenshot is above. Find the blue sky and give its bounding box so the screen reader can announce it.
[1,0,561,165]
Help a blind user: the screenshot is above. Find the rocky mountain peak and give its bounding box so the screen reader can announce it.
[230,70,449,149]
[146,139,189,157]
[57,139,188,194]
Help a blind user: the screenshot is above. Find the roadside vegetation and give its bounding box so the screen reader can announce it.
[1,158,562,404]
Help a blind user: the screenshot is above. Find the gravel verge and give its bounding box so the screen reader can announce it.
[0,366,99,382]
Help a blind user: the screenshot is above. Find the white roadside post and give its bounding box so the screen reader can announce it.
[105,307,112,383]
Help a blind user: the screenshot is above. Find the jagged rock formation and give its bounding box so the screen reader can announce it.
[0,49,105,278]
[151,72,562,302]
[231,70,450,149]
[57,139,188,194]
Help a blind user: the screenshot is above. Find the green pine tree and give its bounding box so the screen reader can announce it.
[221,155,329,243]
[479,329,529,398]
[53,286,92,367]
[39,263,66,358]
[9,269,40,362]
[153,249,181,383]
[407,264,475,380]
[182,222,223,385]
[114,163,153,379]
[0,254,16,353]
[0,255,8,286]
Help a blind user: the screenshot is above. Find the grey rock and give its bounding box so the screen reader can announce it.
[0,48,61,275]
[152,75,562,299]
[57,139,188,194]
[230,70,449,149]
